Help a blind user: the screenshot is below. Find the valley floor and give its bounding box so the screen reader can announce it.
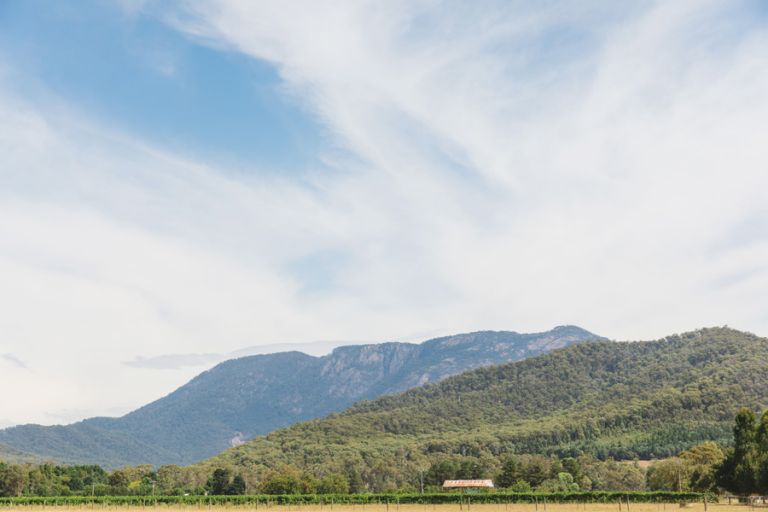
[0,504,743,512]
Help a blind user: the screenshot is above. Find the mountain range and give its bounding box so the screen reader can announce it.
[0,325,599,468]
[200,327,767,491]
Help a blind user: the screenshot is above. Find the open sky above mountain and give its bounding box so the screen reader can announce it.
[1,0,768,427]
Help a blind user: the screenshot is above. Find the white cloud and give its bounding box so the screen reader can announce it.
[2,0,768,425]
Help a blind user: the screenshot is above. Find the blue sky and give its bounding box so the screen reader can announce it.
[0,0,325,171]
[1,0,768,427]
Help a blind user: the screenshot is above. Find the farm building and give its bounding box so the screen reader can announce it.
[442,479,494,489]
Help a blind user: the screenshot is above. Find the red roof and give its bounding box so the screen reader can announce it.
[442,479,494,488]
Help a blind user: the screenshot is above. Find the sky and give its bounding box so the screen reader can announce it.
[1,0,768,427]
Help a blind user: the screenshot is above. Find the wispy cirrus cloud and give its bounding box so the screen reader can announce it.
[160,0,768,328]
[1,354,27,369]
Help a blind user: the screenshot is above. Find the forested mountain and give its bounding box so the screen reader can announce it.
[0,326,597,468]
[200,327,768,491]
[0,444,37,464]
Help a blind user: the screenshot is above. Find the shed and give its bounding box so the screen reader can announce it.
[442,479,494,489]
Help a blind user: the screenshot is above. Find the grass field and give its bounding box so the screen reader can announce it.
[0,504,739,512]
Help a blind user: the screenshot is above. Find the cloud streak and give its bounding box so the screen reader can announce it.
[1,354,27,369]
[124,341,351,369]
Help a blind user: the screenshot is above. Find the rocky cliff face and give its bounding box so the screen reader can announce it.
[320,342,420,398]
[0,326,602,468]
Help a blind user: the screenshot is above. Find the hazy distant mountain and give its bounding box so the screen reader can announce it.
[0,443,38,464]
[0,326,600,468]
[203,327,767,492]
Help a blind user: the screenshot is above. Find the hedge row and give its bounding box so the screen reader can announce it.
[0,492,706,506]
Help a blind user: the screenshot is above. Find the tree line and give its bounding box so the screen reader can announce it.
[0,447,721,497]
[714,407,768,495]
[0,408,764,497]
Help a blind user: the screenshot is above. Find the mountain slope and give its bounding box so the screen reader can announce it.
[202,327,767,489]
[0,326,598,468]
[0,443,40,464]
